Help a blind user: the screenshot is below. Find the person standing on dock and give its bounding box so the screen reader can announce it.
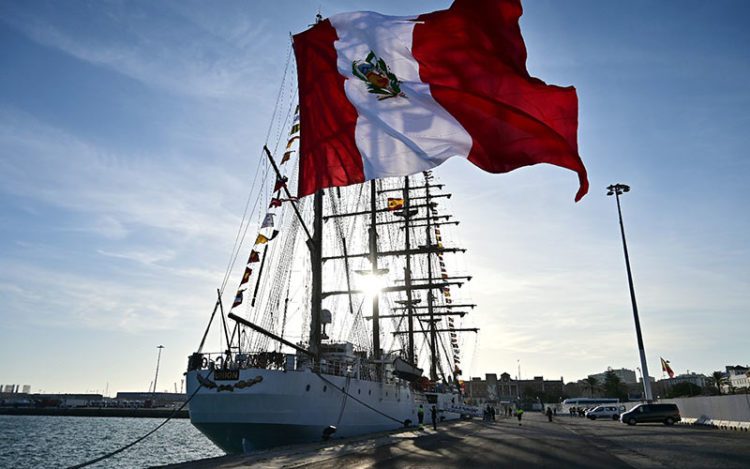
[417,405,425,426]
[431,405,437,430]
[516,407,524,426]
[546,407,553,422]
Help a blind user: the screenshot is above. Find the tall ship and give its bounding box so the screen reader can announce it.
[185,164,480,452]
[185,0,588,454]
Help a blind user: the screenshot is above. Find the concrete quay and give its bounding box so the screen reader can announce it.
[162,412,750,468]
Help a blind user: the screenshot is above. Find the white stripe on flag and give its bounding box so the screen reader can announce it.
[330,11,472,180]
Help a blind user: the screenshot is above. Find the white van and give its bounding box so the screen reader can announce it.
[585,405,625,420]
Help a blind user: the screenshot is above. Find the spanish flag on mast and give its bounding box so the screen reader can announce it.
[660,357,675,378]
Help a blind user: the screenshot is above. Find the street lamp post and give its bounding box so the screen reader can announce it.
[152,345,164,394]
[606,184,653,402]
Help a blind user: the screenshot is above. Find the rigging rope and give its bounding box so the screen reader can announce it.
[220,42,295,295]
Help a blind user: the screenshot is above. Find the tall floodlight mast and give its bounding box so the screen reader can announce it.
[607,183,653,402]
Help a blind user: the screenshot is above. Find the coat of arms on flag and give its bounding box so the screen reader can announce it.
[352,50,405,100]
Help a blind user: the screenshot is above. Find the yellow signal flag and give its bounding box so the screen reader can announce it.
[240,267,252,285]
[254,233,270,245]
[286,135,300,149]
[387,197,404,211]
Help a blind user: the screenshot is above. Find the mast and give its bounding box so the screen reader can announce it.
[305,12,325,362]
[403,176,415,364]
[368,180,381,371]
[309,189,323,361]
[424,177,438,381]
[317,175,478,383]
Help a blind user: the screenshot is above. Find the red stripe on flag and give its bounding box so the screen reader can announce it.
[293,20,364,198]
[413,0,588,201]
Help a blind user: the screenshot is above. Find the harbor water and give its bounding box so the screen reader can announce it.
[0,415,224,468]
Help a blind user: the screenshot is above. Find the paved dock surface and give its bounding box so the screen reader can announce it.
[163,412,750,468]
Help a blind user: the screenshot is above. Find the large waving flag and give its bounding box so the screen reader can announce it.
[293,0,588,201]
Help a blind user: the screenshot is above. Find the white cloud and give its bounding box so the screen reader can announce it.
[88,216,130,240]
[0,110,242,244]
[97,248,176,266]
[0,111,255,334]
[1,2,276,100]
[0,261,215,333]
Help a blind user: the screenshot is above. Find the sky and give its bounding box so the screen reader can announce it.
[1,0,748,395]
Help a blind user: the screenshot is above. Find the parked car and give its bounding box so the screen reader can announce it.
[620,403,681,426]
[585,405,625,420]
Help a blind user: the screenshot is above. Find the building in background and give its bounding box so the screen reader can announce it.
[653,372,709,397]
[115,392,186,408]
[0,384,32,393]
[725,365,750,391]
[463,372,564,408]
[589,368,637,384]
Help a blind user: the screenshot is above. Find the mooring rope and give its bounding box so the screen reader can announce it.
[334,375,352,427]
[66,370,212,469]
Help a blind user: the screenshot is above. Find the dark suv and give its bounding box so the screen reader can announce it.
[620,403,681,426]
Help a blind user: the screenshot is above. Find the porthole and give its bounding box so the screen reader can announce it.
[358,389,361,394]
[369,390,372,395]
[305,384,310,392]
[323,385,327,392]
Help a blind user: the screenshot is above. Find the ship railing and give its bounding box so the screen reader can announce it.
[318,360,354,378]
[188,351,294,372]
[189,352,410,385]
[316,359,400,384]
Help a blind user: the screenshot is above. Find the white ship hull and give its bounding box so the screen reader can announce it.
[186,367,462,453]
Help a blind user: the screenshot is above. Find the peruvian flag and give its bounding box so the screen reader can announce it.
[293,0,588,201]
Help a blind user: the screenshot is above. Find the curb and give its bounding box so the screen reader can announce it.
[678,417,750,431]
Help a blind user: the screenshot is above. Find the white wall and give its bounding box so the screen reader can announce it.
[661,394,750,422]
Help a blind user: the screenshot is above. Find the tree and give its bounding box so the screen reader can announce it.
[711,371,727,395]
[603,369,628,401]
[582,376,599,397]
[667,382,702,398]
